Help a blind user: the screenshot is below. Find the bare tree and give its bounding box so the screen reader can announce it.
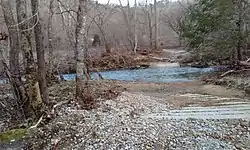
[0,39,7,75]
[88,1,118,51]
[15,1,27,69]
[1,0,22,102]
[1,0,47,119]
[149,3,153,49]
[31,0,49,105]
[119,0,134,50]
[235,0,246,61]
[140,1,153,48]
[1,0,27,120]
[154,0,159,50]
[75,0,94,108]
[134,0,138,53]
[56,0,75,50]
[47,0,55,77]
[143,0,148,35]
[162,11,184,46]
[16,0,47,118]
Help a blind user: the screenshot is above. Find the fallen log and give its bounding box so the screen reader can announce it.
[240,61,250,67]
[221,69,250,77]
[151,57,171,62]
[221,69,235,77]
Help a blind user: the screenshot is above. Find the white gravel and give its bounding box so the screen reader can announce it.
[29,92,250,150]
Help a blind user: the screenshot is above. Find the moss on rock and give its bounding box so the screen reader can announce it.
[0,128,28,143]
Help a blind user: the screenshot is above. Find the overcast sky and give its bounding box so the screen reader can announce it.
[97,0,177,6]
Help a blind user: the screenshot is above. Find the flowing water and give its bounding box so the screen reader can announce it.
[0,66,223,84]
[62,67,216,83]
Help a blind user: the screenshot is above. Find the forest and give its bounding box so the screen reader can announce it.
[0,0,250,149]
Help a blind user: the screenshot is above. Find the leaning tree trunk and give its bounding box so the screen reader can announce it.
[16,0,45,118]
[75,0,94,108]
[31,0,49,105]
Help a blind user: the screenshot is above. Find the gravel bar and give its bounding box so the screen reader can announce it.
[25,92,250,150]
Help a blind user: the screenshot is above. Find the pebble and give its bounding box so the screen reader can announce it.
[26,92,250,150]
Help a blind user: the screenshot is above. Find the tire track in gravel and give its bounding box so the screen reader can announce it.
[142,93,250,120]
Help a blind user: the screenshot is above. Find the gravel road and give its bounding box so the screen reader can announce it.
[25,89,250,150]
[1,81,250,150]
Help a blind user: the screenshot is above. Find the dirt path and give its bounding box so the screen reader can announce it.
[143,93,250,120]
[162,48,190,61]
[118,80,250,120]
[119,81,245,98]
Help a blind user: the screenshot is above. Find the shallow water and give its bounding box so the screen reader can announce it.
[62,67,216,83]
[0,66,220,84]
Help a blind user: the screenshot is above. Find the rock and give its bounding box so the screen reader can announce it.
[240,121,249,127]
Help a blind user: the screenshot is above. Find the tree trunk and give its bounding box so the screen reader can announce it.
[48,0,54,78]
[1,0,21,89]
[57,0,74,52]
[16,0,46,118]
[16,0,28,69]
[236,2,243,61]
[31,0,49,105]
[75,0,93,108]
[149,4,153,50]
[126,0,133,49]
[154,0,159,50]
[143,0,148,35]
[179,36,182,47]
[1,0,27,118]
[118,0,133,50]
[1,0,44,119]
[133,0,138,53]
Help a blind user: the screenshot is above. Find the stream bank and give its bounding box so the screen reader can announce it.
[200,70,250,95]
[1,80,249,149]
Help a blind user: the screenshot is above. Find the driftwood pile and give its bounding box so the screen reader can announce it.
[93,51,136,71]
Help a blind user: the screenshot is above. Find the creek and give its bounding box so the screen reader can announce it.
[0,66,225,84]
[61,66,220,83]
